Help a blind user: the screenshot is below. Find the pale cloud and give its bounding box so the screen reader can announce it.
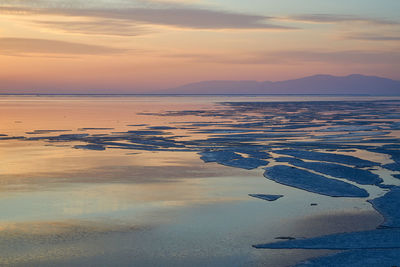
[0,37,126,55]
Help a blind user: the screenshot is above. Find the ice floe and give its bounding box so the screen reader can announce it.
[274,149,379,168]
[275,157,382,185]
[199,150,268,170]
[264,165,369,197]
[253,228,400,249]
[368,186,400,228]
[294,249,400,267]
[248,194,283,201]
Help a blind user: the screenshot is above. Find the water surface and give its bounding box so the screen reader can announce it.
[1,95,398,266]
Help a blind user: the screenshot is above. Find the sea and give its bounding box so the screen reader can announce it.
[1,95,399,266]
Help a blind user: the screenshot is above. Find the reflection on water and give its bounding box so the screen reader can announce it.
[1,95,397,266]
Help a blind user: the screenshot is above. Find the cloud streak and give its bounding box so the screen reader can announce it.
[32,19,150,37]
[167,50,400,65]
[285,14,399,26]
[0,5,295,30]
[0,38,126,56]
[344,33,400,41]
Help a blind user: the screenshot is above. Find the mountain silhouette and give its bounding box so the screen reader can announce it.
[165,74,400,95]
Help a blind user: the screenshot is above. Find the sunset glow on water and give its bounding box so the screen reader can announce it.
[1,0,399,265]
[1,95,400,266]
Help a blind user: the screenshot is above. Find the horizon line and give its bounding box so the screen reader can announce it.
[1,93,399,96]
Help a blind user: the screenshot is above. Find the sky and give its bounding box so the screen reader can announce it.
[0,0,399,93]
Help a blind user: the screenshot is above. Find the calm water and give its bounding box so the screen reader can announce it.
[1,95,397,266]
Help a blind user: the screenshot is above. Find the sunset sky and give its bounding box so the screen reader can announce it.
[0,0,399,93]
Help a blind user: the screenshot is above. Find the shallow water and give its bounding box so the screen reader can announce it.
[1,95,399,266]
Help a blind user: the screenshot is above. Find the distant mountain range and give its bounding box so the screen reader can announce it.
[164,74,400,95]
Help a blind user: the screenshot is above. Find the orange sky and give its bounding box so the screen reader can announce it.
[0,0,399,93]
